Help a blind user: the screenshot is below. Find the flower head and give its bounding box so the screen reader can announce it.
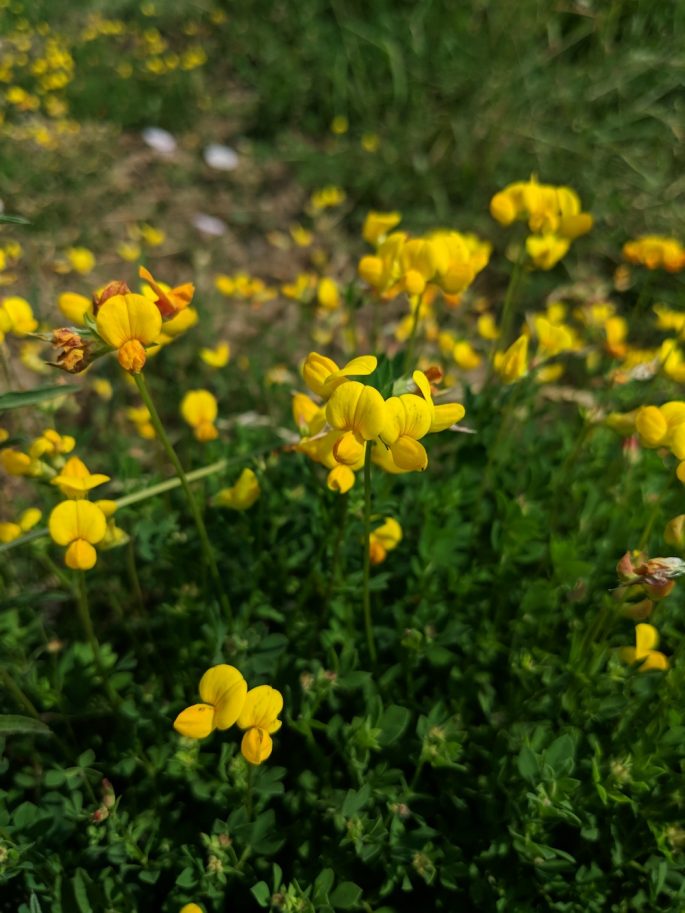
[139,266,195,318]
[619,623,669,671]
[369,517,402,564]
[174,665,248,739]
[48,500,108,569]
[302,352,377,400]
[325,381,388,465]
[237,685,283,765]
[213,468,260,510]
[180,390,219,442]
[95,293,162,372]
[51,456,110,498]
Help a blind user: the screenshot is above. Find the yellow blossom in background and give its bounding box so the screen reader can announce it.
[49,499,107,570]
[477,313,499,341]
[310,185,346,211]
[604,316,628,358]
[1,296,38,338]
[51,456,110,498]
[302,352,377,399]
[29,428,75,460]
[494,335,529,383]
[174,665,247,739]
[453,340,482,371]
[0,448,38,477]
[289,223,313,248]
[330,115,348,135]
[95,293,162,372]
[317,277,340,311]
[281,272,316,302]
[58,292,92,325]
[139,224,165,247]
[237,685,283,765]
[127,405,155,439]
[213,468,260,510]
[619,623,669,671]
[654,304,685,336]
[180,390,219,442]
[0,507,42,543]
[369,517,402,564]
[180,906,203,913]
[92,378,113,400]
[66,247,96,274]
[361,132,380,153]
[117,241,142,262]
[200,341,230,368]
[292,392,326,436]
[623,235,685,272]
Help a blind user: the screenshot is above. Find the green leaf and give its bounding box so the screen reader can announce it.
[0,385,75,412]
[330,881,363,909]
[0,715,51,736]
[517,745,539,784]
[175,868,196,889]
[72,869,93,913]
[251,881,272,908]
[377,704,411,746]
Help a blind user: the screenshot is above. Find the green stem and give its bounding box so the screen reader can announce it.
[0,667,42,719]
[134,372,232,623]
[489,242,527,375]
[324,494,349,610]
[126,539,145,615]
[362,444,377,665]
[244,762,254,821]
[75,572,120,709]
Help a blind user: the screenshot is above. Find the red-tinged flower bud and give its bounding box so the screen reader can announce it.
[101,778,115,809]
[621,598,654,621]
[93,280,132,313]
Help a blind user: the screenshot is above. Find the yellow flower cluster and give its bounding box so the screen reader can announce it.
[174,665,283,765]
[623,235,685,273]
[369,517,402,565]
[293,352,465,490]
[633,402,685,483]
[359,212,491,301]
[490,177,593,269]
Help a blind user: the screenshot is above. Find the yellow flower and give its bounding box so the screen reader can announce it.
[0,448,37,477]
[330,115,348,135]
[494,335,529,384]
[95,293,162,372]
[453,340,482,371]
[58,292,93,325]
[139,224,166,247]
[117,241,142,262]
[48,499,107,570]
[325,381,389,466]
[477,313,499,341]
[139,266,195,317]
[174,665,248,739]
[237,685,283,765]
[200,342,230,368]
[29,429,76,460]
[1,296,38,337]
[369,517,402,564]
[0,507,42,543]
[67,247,96,274]
[378,390,433,472]
[180,906,203,913]
[362,211,402,247]
[51,456,110,498]
[619,623,669,671]
[180,390,219,442]
[213,468,260,510]
[623,235,685,272]
[127,405,156,440]
[92,378,113,400]
[302,352,377,399]
[317,277,340,311]
[289,223,313,248]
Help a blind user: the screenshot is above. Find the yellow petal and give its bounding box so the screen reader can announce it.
[173,703,216,739]
[635,406,668,448]
[301,352,339,398]
[639,651,669,672]
[237,684,284,730]
[96,293,162,348]
[326,465,355,493]
[635,622,659,658]
[333,431,365,466]
[49,500,107,546]
[430,402,466,433]
[65,539,97,570]
[181,390,218,427]
[198,665,247,730]
[390,436,428,471]
[326,381,388,440]
[241,727,273,765]
[58,292,93,325]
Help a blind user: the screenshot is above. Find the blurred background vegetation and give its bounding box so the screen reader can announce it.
[1,0,683,240]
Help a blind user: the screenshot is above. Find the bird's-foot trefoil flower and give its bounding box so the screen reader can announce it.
[174,665,248,739]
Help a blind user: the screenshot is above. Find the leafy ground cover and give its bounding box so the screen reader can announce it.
[2,3,685,913]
